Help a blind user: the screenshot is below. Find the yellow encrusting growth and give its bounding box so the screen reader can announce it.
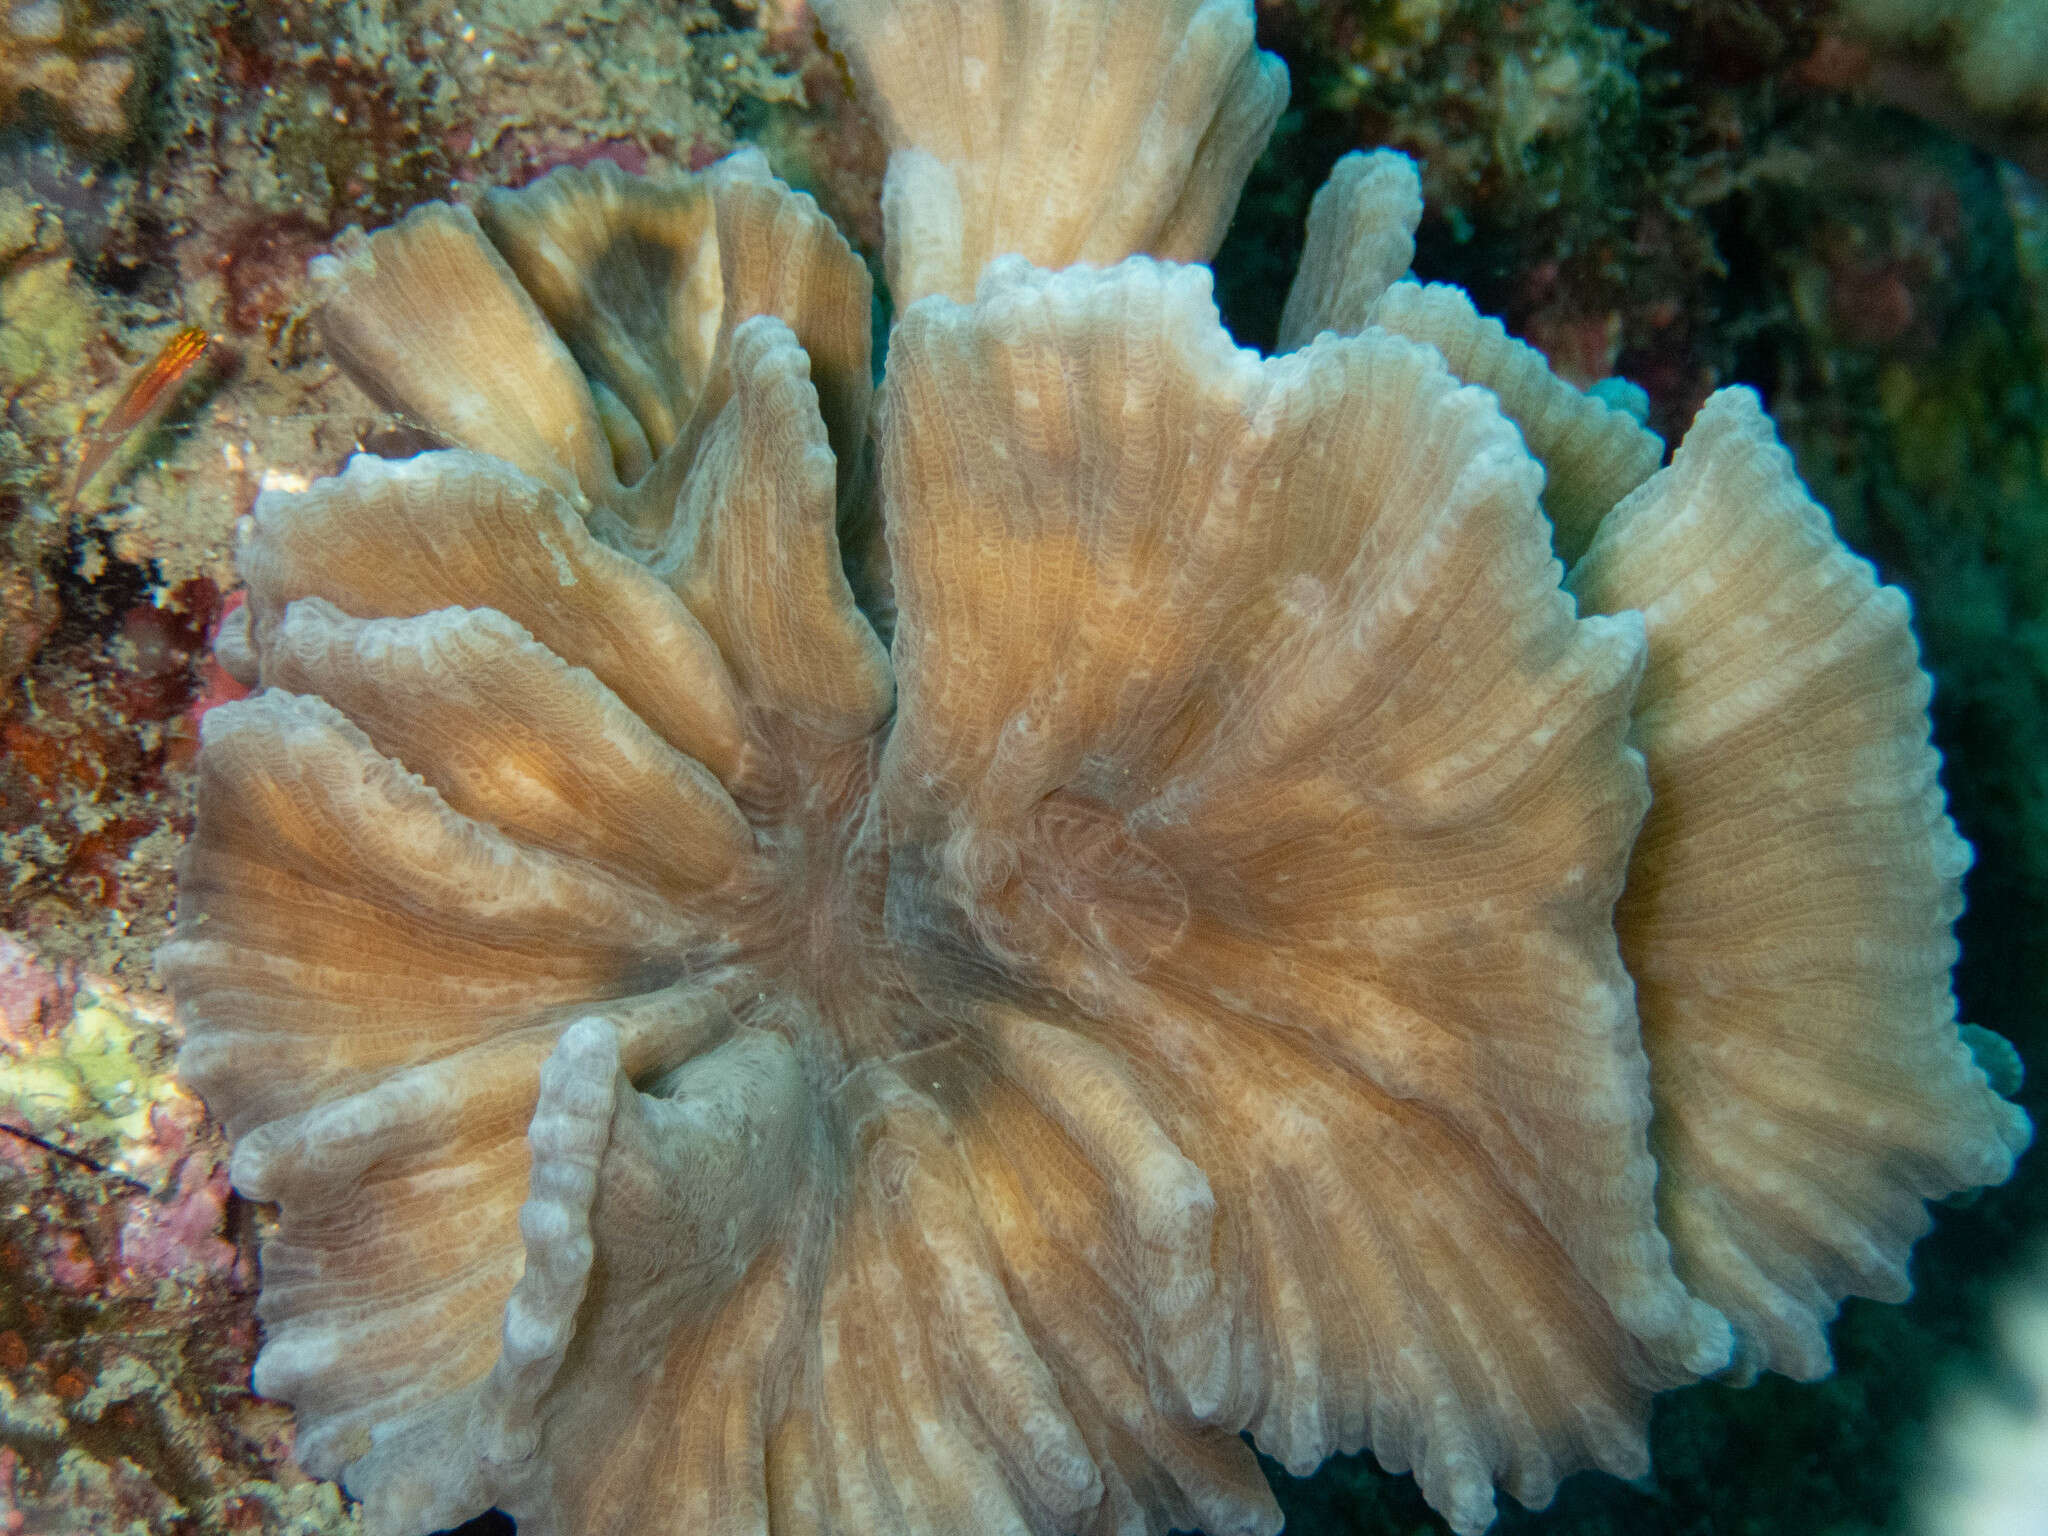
[1,981,189,1162]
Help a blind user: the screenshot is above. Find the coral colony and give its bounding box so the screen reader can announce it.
[154,1,2027,1534]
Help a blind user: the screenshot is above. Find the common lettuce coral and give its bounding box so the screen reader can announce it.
[159,1,2030,1533]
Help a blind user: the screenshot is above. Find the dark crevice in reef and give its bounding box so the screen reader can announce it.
[435,1511,515,1536]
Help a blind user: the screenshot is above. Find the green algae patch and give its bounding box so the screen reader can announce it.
[0,973,190,1176]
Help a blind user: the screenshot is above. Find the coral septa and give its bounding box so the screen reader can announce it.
[701,150,877,510]
[1370,280,1666,564]
[662,315,893,747]
[165,692,716,1128]
[260,596,757,898]
[1571,386,2034,1378]
[313,203,621,509]
[818,0,1288,305]
[239,448,755,786]
[1151,40,1289,264]
[871,252,1730,1524]
[473,149,877,538]
[1277,148,1424,353]
[479,163,725,473]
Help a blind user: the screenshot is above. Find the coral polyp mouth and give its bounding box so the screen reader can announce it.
[882,794,1192,1018]
[159,3,2027,1534]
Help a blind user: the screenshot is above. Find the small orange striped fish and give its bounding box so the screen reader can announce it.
[69,325,212,506]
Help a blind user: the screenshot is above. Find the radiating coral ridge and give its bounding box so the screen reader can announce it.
[158,3,2031,1535]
